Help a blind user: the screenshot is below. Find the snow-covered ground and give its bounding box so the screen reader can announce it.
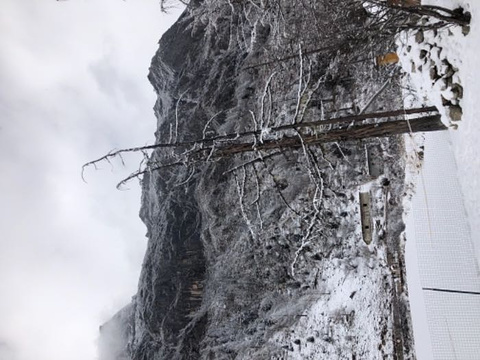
[399,0,480,258]
[447,0,480,261]
[399,0,480,359]
[406,132,480,360]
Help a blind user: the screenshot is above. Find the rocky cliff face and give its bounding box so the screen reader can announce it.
[100,1,416,359]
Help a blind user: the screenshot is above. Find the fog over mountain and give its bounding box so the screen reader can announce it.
[0,1,181,359]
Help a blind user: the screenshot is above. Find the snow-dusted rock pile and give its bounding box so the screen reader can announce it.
[398,17,470,124]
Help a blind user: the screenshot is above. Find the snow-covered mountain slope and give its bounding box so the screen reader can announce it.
[96,1,438,359]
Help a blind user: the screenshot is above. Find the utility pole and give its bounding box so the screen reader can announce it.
[215,114,447,157]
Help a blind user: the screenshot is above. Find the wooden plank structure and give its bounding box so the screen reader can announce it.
[359,192,373,245]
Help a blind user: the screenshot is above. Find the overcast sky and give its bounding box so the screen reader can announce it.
[0,1,182,359]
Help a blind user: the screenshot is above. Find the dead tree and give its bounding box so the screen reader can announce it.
[160,0,189,13]
[367,0,471,26]
[83,107,446,188]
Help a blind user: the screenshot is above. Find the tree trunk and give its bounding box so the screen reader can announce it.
[216,115,446,156]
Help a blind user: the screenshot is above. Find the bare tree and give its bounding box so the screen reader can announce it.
[365,0,471,26]
[160,0,189,13]
[82,107,445,188]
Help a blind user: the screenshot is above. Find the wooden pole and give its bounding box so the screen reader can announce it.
[215,115,446,156]
[188,106,439,147]
[276,106,438,130]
